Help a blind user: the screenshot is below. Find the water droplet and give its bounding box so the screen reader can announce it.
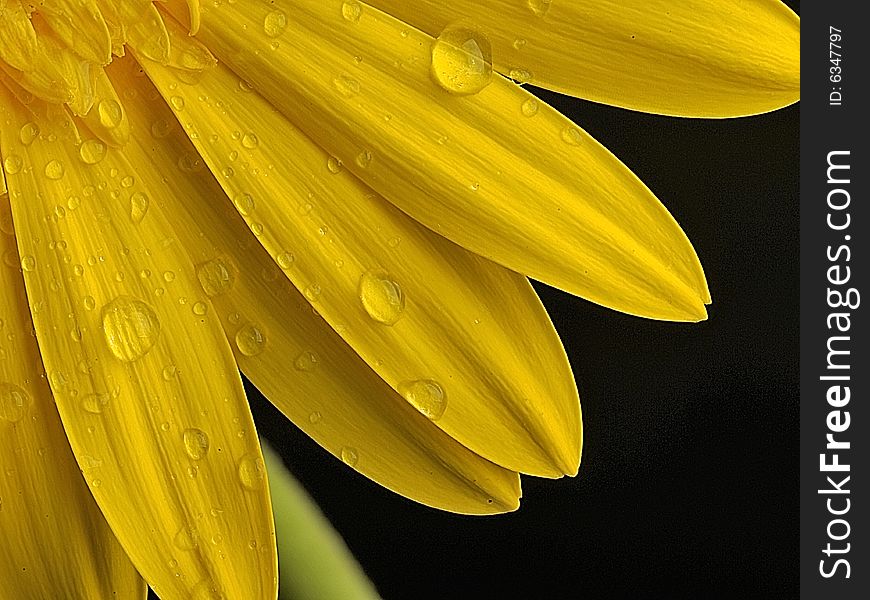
[130,192,149,224]
[340,446,359,467]
[174,526,198,551]
[120,176,135,188]
[333,74,360,98]
[355,149,373,168]
[183,428,210,460]
[0,383,32,422]
[169,96,185,111]
[276,252,295,269]
[44,160,65,180]
[196,258,235,296]
[293,350,319,372]
[308,411,322,424]
[193,578,223,600]
[98,99,123,129]
[527,0,552,17]
[358,270,405,325]
[430,24,493,95]
[19,122,40,145]
[326,156,343,173]
[235,323,266,356]
[233,193,255,216]
[83,295,96,310]
[509,68,532,84]
[241,132,259,149]
[81,392,110,414]
[151,119,173,138]
[162,364,177,380]
[20,255,36,272]
[521,98,539,117]
[512,38,527,50]
[561,126,583,146]
[341,1,362,22]
[101,297,161,362]
[398,379,447,420]
[237,453,265,490]
[3,155,23,174]
[78,139,106,165]
[192,301,208,316]
[304,284,322,302]
[263,10,287,37]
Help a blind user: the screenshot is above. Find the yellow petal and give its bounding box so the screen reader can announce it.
[0,76,277,599]
[188,0,710,322]
[366,0,800,117]
[0,196,144,600]
[38,0,112,65]
[78,68,131,148]
[111,54,521,512]
[0,0,38,72]
[137,24,581,478]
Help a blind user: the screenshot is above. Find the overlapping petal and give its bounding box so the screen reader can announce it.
[109,55,522,512]
[188,0,711,322]
[0,196,144,600]
[0,75,277,599]
[364,0,800,117]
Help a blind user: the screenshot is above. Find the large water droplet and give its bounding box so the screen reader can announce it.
[101,296,160,362]
[263,10,287,37]
[237,453,265,490]
[183,428,210,460]
[19,122,40,146]
[340,446,359,467]
[358,270,405,325]
[431,24,493,95]
[79,139,107,164]
[130,192,149,224]
[196,258,235,296]
[98,99,123,129]
[398,379,447,420]
[3,155,23,175]
[235,323,266,356]
[0,382,32,422]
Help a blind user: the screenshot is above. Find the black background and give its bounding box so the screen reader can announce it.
[252,2,801,598]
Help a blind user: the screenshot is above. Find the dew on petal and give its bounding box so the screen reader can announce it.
[521,98,539,117]
[196,258,235,296]
[44,160,65,180]
[341,2,362,22]
[237,453,265,490]
[241,132,259,149]
[528,0,553,17]
[98,99,124,129]
[561,126,584,146]
[130,192,149,224]
[101,296,161,362]
[183,428,210,460]
[276,252,295,269]
[19,255,36,272]
[3,155,23,175]
[235,323,266,356]
[358,270,405,325]
[0,383,32,422]
[293,350,319,372]
[81,392,110,414]
[398,379,447,420]
[340,446,359,467]
[18,122,40,146]
[263,10,287,37]
[431,24,493,95]
[174,526,198,551]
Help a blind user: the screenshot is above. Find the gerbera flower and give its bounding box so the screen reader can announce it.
[0,0,798,598]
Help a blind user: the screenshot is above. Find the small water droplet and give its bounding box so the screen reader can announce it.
[169,96,185,111]
[263,10,287,37]
[83,295,96,311]
[241,132,259,149]
[130,192,149,224]
[174,526,198,551]
[293,350,319,372]
[509,68,532,84]
[192,301,208,316]
[151,119,173,138]
[3,155,23,174]
[237,453,265,490]
[358,270,405,325]
[355,149,373,168]
[341,1,362,22]
[183,428,210,460]
[81,392,110,414]
[233,193,254,216]
[196,258,235,296]
[20,255,36,272]
[398,379,447,420]
[561,126,583,146]
[512,38,527,50]
[276,252,295,269]
[235,323,266,356]
[326,156,343,174]
[19,122,40,145]
[101,296,161,362]
[44,160,65,180]
[308,411,322,424]
[521,98,539,117]
[0,383,32,422]
[527,0,552,17]
[78,139,106,165]
[431,24,493,95]
[98,99,123,129]
[333,74,360,98]
[340,446,359,467]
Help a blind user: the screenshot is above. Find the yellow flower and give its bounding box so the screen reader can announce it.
[0,0,798,598]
